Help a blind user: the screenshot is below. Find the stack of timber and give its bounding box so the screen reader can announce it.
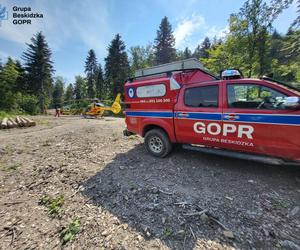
[0,116,36,129]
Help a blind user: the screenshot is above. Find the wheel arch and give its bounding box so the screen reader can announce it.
[141,119,176,143]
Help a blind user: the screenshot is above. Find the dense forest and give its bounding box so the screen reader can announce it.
[0,0,299,114]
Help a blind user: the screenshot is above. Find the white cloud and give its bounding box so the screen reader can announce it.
[174,14,206,49]
[204,25,229,40]
[174,14,228,50]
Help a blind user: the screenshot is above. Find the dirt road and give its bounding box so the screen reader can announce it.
[0,116,299,249]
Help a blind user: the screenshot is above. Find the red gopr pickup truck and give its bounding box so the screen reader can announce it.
[124,59,300,165]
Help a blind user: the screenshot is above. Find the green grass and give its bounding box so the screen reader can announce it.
[0,110,26,119]
[271,198,289,209]
[39,195,65,217]
[0,162,21,171]
[3,145,13,155]
[60,219,81,245]
[164,228,173,237]
[34,118,49,126]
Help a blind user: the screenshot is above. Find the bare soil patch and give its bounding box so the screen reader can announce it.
[0,116,299,249]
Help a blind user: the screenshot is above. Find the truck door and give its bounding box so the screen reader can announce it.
[174,83,223,147]
[221,82,300,160]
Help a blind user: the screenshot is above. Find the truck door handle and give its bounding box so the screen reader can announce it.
[178,112,189,117]
[224,114,240,120]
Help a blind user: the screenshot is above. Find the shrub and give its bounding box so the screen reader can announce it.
[16,93,40,115]
[0,90,16,111]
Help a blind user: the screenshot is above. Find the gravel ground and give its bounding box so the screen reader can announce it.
[0,116,299,250]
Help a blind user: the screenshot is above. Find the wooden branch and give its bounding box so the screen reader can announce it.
[183,209,208,216]
[209,216,229,230]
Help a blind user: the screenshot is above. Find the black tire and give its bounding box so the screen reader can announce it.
[144,129,173,157]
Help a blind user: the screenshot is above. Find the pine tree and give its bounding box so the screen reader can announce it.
[74,76,87,100]
[15,60,27,93]
[85,49,97,98]
[176,50,184,60]
[64,83,74,102]
[183,47,192,59]
[193,37,211,59]
[52,77,64,107]
[0,58,19,110]
[105,34,130,98]
[176,48,192,60]
[193,45,201,59]
[295,0,300,27]
[1,58,19,89]
[95,64,104,99]
[154,16,176,64]
[22,31,54,110]
[269,30,284,63]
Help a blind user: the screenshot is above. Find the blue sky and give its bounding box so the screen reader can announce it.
[0,0,298,83]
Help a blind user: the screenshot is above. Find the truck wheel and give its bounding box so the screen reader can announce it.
[144,129,173,157]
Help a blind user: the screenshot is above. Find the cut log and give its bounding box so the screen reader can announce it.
[15,116,24,127]
[7,119,14,129]
[19,117,29,127]
[8,118,18,128]
[22,117,36,127]
[1,117,8,129]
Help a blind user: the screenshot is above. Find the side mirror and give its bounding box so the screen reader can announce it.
[283,96,300,110]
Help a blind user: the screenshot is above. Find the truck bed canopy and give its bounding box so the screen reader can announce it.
[132,58,218,80]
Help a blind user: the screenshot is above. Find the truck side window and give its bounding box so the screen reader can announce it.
[184,85,219,108]
[136,84,166,98]
[227,84,287,109]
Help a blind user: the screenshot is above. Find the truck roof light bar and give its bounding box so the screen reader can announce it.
[220,69,243,80]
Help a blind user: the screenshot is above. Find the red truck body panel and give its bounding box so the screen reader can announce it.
[124,69,300,162]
